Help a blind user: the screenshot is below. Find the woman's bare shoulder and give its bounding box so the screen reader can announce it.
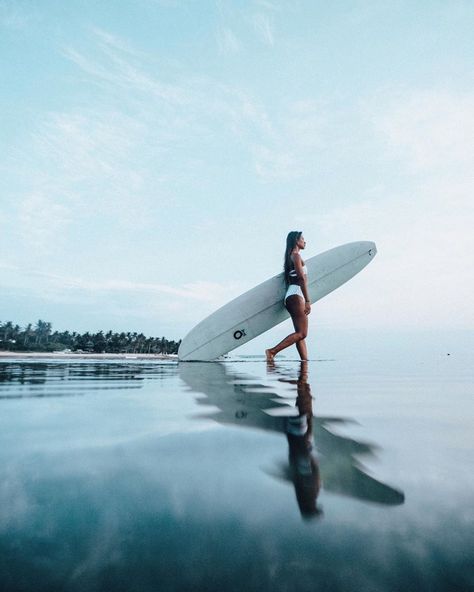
[291,251,302,261]
[291,251,304,266]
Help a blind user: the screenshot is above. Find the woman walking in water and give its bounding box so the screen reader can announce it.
[266,231,311,362]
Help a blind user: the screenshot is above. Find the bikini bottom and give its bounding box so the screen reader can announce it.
[284,284,304,305]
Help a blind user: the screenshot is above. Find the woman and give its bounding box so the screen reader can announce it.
[265,231,311,362]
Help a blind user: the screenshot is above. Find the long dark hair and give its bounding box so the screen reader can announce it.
[283,231,302,286]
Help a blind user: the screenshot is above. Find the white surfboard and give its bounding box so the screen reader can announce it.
[178,241,377,361]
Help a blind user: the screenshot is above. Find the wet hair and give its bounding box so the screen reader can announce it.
[283,231,302,286]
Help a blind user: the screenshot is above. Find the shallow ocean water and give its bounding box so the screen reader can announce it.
[0,356,472,592]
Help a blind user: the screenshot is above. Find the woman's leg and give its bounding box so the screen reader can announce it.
[296,338,308,361]
[266,296,308,361]
[292,299,308,360]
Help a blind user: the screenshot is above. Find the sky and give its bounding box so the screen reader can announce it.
[1,0,473,356]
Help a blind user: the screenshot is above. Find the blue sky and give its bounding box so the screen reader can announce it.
[1,0,473,353]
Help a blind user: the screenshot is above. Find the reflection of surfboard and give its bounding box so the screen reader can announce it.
[179,361,405,506]
[178,241,376,361]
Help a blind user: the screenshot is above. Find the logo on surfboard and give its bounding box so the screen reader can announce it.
[233,329,246,340]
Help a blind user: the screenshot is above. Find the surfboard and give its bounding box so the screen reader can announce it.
[178,241,377,361]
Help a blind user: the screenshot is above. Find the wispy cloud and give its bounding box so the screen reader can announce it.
[63,45,188,104]
[293,88,474,330]
[7,108,153,249]
[216,26,241,54]
[252,145,302,181]
[61,27,331,189]
[30,111,144,182]
[256,0,280,10]
[1,263,244,323]
[90,26,147,58]
[215,1,281,54]
[0,0,36,31]
[1,265,232,302]
[144,0,188,6]
[62,28,280,139]
[371,88,474,172]
[7,24,250,253]
[18,193,72,250]
[4,22,333,263]
[252,13,275,46]
[60,28,314,188]
[251,100,329,181]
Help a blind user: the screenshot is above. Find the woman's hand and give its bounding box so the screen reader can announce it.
[304,301,311,315]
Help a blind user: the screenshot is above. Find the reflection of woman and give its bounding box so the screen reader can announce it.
[266,231,311,362]
[286,361,322,518]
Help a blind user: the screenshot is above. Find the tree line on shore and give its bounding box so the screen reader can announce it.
[0,320,181,354]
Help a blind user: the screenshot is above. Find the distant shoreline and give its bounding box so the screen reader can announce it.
[0,351,176,360]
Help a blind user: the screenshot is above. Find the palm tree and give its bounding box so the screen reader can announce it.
[22,323,34,349]
[1,318,180,355]
[35,320,52,346]
[1,321,14,346]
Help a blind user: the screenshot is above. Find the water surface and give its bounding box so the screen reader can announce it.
[0,357,472,592]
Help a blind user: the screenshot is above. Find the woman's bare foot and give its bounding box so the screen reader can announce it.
[265,349,274,363]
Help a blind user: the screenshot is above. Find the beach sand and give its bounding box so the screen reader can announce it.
[0,350,175,360]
